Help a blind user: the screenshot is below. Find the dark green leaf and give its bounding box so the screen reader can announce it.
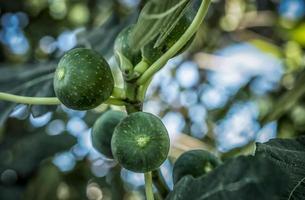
[168,137,305,200]
[287,177,305,200]
[0,131,77,177]
[167,156,287,200]
[256,136,305,199]
[0,64,55,124]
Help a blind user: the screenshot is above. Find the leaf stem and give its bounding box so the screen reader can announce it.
[136,0,211,85]
[145,171,154,200]
[137,77,153,101]
[133,59,150,77]
[0,92,60,105]
[0,92,126,106]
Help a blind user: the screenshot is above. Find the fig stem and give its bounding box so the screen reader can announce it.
[0,92,126,106]
[125,82,143,113]
[136,0,211,85]
[124,77,168,200]
[152,169,170,198]
[145,171,154,200]
[104,97,128,106]
[112,87,126,99]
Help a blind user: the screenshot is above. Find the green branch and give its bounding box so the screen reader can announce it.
[0,92,126,106]
[136,0,211,85]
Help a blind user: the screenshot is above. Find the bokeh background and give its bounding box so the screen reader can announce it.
[0,0,305,199]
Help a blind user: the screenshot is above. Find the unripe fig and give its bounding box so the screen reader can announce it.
[111,112,170,173]
[53,48,114,110]
[91,110,126,158]
[173,149,221,184]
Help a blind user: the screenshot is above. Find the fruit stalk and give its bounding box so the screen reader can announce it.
[145,172,154,200]
[124,94,169,199]
[152,169,170,198]
[124,83,155,200]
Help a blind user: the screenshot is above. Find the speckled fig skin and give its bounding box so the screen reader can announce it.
[114,25,142,66]
[91,110,126,158]
[173,149,221,184]
[111,112,170,173]
[53,48,114,110]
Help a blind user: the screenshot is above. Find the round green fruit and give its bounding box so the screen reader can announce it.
[114,25,142,69]
[173,149,221,184]
[53,48,114,110]
[91,110,126,158]
[111,112,170,173]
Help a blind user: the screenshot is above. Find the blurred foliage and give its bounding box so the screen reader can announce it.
[0,0,305,199]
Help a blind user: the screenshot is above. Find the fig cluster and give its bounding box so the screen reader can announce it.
[52,1,209,176]
[92,111,170,173]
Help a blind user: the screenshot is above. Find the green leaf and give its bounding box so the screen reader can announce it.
[131,0,191,50]
[0,64,55,125]
[0,63,56,124]
[256,136,305,199]
[168,137,305,200]
[154,0,199,48]
[0,131,77,177]
[288,177,305,200]
[167,156,287,200]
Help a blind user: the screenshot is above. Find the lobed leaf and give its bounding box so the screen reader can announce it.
[168,137,305,200]
[167,156,287,200]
